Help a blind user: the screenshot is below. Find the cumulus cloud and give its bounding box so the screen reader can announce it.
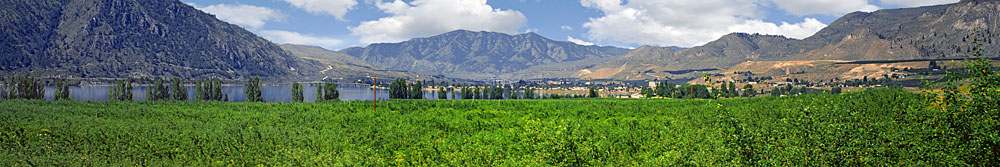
[582,0,758,47]
[350,0,527,44]
[771,0,879,16]
[193,4,285,29]
[580,0,833,47]
[567,36,595,46]
[259,30,343,50]
[880,0,958,7]
[283,0,358,21]
[729,18,828,39]
[561,25,574,31]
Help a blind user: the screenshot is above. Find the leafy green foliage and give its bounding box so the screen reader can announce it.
[640,87,654,98]
[439,87,447,99]
[245,77,262,102]
[728,81,738,98]
[291,82,303,102]
[475,87,482,99]
[460,87,470,99]
[410,81,424,99]
[171,78,187,101]
[4,75,44,100]
[0,89,972,165]
[0,80,5,99]
[108,79,133,101]
[525,88,536,99]
[196,79,225,101]
[149,78,170,101]
[388,79,427,99]
[321,82,339,101]
[769,85,829,96]
[742,84,755,97]
[53,79,70,101]
[390,79,410,99]
[654,81,676,98]
[925,28,1000,165]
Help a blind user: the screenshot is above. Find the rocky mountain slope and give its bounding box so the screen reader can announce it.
[570,0,999,81]
[280,44,414,80]
[340,30,630,79]
[0,0,312,80]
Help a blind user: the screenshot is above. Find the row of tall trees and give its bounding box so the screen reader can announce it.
[438,87,448,99]
[195,78,225,101]
[769,85,829,96]
[588,87,599,98]
[718,82,740,98]
[389,79,425,99]
[457,85,513,99]
[171,78,187,101]
[545,94,591,99]
[147,78,169,101]
[291,82,303,102]
[146,77,192,101]
[108,79,133,101]
[246,77,262,102]
[640,82,712,99]
[742,84,755,97]
[316,82,340,102]
[289,81,343,102]
[524,88,536,99]
[108,78,223,102]
[1,76,347,102]
[643,82,841,98]
[256,78,344,103]
[1,75,46,100]
[53,79,71,100]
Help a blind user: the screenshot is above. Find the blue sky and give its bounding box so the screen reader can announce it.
[182,0,959,50]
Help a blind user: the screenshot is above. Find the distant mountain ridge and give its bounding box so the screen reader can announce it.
[4,0,997,82]
[280,44,414,80]
[567,0,1000,81]
[0,0,308,79]
[340,30,630,79]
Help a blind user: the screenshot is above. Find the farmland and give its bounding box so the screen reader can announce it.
[2,88,990,166]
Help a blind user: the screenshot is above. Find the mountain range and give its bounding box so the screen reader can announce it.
[0,0,308,80]
[1,0,997,83]
[0,0,410,81]
[548,0,1000,81]
[340,30,630,79]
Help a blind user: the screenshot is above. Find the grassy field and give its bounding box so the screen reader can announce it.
[0,89,979,166]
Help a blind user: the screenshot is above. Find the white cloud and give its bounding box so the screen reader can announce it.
[729,18,828,39]
[561,25,574,31]
[258,30,343,50]
[283,0,358,21]
[771,0,880,16]
[193,4,284,29]
[880,0,958,7]
[567,36,595,46]
[580,0,833,47]
[349,0,527,44]
[582,0,759,47]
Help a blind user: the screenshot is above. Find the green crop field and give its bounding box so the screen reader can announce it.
[0,89,995,166]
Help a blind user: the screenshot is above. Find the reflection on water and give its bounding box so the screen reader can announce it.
[39,84,464,102]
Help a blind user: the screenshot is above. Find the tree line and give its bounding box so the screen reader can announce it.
[639,81,713,99]
[1,75,49,100]
[636,80,847,99]
[3,76,845,102]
